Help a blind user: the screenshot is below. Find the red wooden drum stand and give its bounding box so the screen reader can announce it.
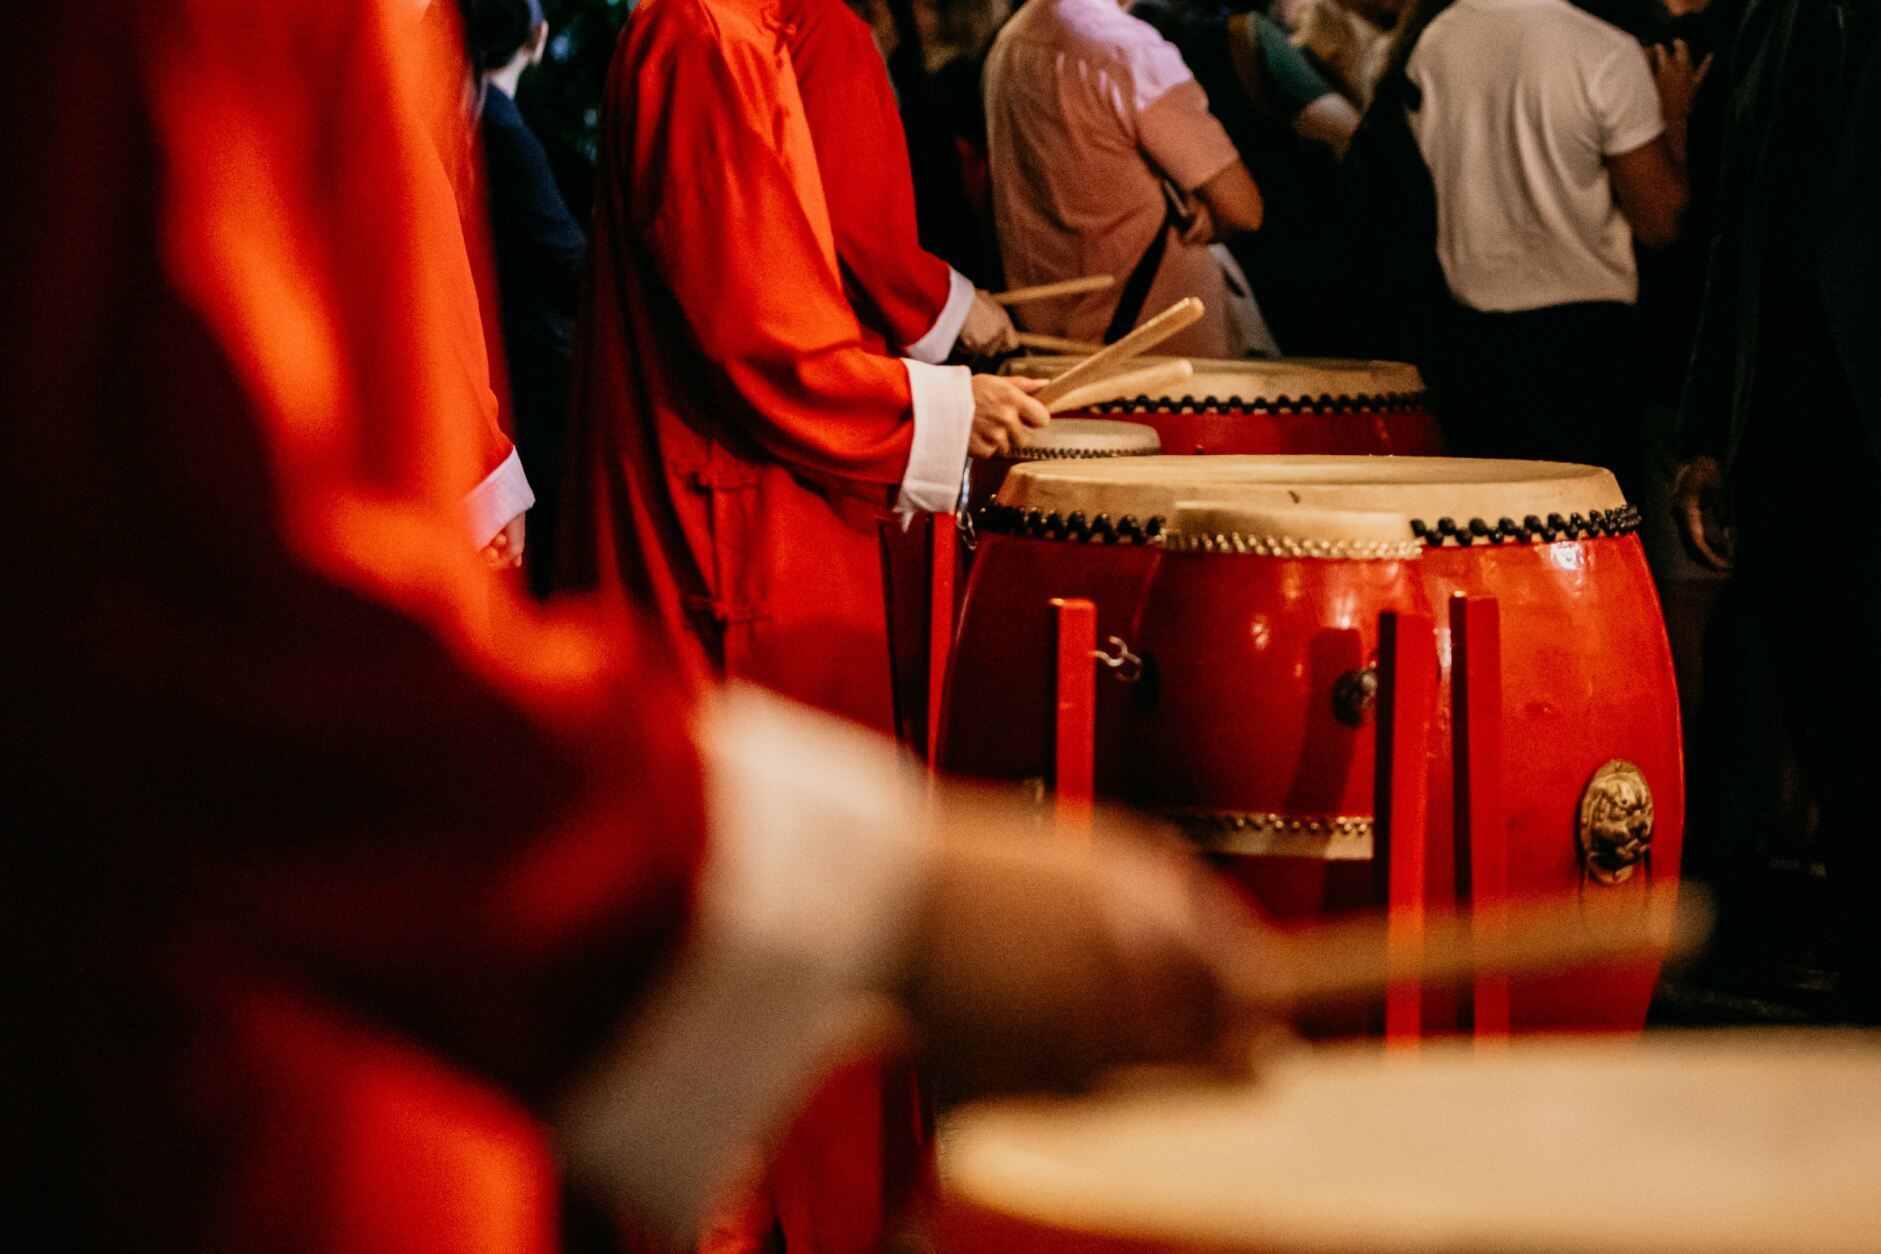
[1004,356,1445,457]
[940,456,1683,1033]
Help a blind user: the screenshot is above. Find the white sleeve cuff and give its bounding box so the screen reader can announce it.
[901,267,977,365]
[897,359,974,515]
[553,685,936,1241]
[465,446,536,547]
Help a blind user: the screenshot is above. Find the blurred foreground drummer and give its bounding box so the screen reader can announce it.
[4,1,1274,1249]
[560,0,1048,731]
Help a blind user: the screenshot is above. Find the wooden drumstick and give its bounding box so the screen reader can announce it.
[1033,298,1205,410]
[1245,888,1711,1010]
[1045,359,1193,415]
[991,275,1116,307]
[1014,331,1108,354]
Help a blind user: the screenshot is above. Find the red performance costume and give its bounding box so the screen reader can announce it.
[562,0,977,731]
[7,0,938,1248]
[781,0,978,361]
[561,1,1001,1249]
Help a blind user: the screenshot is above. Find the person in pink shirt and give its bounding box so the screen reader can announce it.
[984,0,1272,357]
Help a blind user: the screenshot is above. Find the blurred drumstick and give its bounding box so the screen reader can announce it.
[1044,359,1193,415]
[1245,888,1711,1010]
[991,275,1116,307]
[1034,297,1205,409]
[1014,331,1107,354]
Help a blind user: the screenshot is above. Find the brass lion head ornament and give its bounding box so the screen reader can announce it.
[1577,760,1654,886]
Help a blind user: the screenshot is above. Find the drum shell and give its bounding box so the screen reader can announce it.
[944,457,1684,1034]
[1125,548,1425,923]
[1123,531,1683,1032]
[937,531,1157,789]
[1069,402,1444,458]
[1419,531,1684,1031]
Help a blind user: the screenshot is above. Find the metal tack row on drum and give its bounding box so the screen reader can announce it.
[938,455,1683,1033]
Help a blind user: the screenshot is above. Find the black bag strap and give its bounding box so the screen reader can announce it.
[1103,215,1173,343]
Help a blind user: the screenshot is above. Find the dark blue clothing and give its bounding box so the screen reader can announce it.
[480,84,586,599]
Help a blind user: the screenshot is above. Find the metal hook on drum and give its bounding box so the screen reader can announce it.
[955,463,979,551]
[955,506,978,551]
[1093,635,1143,684]
[1332,666,1379,727]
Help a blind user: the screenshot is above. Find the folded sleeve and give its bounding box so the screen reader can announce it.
[556,686,936,1238]
[466,444,537,545]
[1592,41,1665,156]
[897,359,974,513]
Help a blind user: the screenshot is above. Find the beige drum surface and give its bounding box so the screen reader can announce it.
[945,1033,1881,1254]
[1006,356,1426,404]
[994,455,1626,536]
[1006,417,1163,459]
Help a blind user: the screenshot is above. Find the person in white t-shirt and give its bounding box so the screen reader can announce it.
[1405,0,1707,495]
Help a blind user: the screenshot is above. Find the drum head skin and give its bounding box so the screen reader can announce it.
[1162,503,1423,561]
[944,1033,1881,1254]
[1008,418,1163,459]
[1006,356,1427,406]
[994,455,1630,543]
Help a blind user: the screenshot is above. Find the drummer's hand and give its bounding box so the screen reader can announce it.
[1672,455,1733,571]
[1177,197,1215,247]
[969,375,1051,458]
[480,511,527,570]
[958,290,1020,356]
[900,809,1280,1097]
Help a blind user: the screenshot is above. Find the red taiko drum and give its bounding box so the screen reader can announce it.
[1004,356,1444,456]
[1123,503,1427,926]
[965,417,1162,516]
[945,456,1683,1032]
[938,421,1161,788]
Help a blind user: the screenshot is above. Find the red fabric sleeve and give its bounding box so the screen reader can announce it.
[13,0,705,1107]
[785,0,956,352]
[610,1,919,488]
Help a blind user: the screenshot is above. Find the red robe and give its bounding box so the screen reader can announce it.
[780,0,964,360]
[563,2,969,1250]
[8,1,701,1248]
[563,0,970,732]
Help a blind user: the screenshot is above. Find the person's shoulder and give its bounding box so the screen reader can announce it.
[480,86,532,156]
[625,0,772,65]
[1533,0,1646,54]
[778,0,877,59]
[480,83,524,131]
[1408,0,1471,61]
[1011,0,1168,62]
[1081,0,1199,88]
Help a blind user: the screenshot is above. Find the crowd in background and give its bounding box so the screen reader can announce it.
[471,0,1876,1014]
[10,1,1877,1246]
